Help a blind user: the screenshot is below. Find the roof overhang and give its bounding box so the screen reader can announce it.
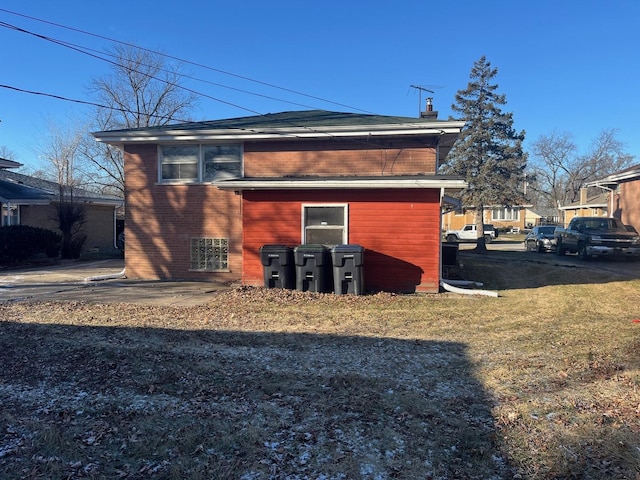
[213,175,467,193]
[584,166,640,187]
[93,122,466,144]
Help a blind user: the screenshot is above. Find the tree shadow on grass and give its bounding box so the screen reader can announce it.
[0,321,515,479]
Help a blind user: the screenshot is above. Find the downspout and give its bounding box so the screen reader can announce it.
[589,182,615,217]
[113,206,118,249]
[438,188,498,297]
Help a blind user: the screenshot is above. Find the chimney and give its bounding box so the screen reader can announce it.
[420,97,438,119]
[579,187,588,205]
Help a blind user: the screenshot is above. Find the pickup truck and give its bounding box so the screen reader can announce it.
[445,224,497,243]
[554,216,640,260]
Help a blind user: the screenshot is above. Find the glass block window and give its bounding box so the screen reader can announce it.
[190,237,229,271]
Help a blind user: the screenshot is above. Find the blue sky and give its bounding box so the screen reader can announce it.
[1,0,639,169]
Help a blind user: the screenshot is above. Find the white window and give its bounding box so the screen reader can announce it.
[190,237,229,271]
[2,205,19,226]
[159,144,242,183]
[302,204,348,246]
[492,207,519,221]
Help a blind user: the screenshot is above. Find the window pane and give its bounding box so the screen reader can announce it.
[162,146,198,163]
[162,163,198,180]
[161,146,198,180]
[305,206,344,226]
[203,145,241,181]
[306,227,344,246]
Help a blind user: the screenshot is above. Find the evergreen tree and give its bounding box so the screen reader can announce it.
[443,56,527,251]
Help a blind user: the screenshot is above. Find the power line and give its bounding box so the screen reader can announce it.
[0,83,191,123]
[0,21,322,112]
[0,7,375,115]
[0,20,262,116]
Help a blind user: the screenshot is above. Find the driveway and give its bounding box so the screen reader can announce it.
[458,238,640,279]
[0,259,230,306]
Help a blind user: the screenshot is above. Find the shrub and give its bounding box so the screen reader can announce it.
[0,225,61,264]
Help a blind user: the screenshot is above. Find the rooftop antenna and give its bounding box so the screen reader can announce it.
[410,85,434,116]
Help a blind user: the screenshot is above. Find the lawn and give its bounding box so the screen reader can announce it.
[0,252,639,479]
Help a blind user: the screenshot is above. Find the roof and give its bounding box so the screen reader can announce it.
[0,170,123,206]
[213,175,467,193]
[526,206,561,218]
[584,163,640,187]
[92,110,465,159]
[558,192,608,211]
[0,178,53,204]
[0,157,23,169]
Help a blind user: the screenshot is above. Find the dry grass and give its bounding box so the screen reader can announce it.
[1,253,639,479]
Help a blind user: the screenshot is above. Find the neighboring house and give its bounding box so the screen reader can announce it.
[523,207,561,229]
[558,187,608,226]
[0,159,123,253]
[442,204,531,233]
[93,109,467,293]
[585,163,640,233]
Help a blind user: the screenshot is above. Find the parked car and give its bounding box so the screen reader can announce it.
[625,225,639,234]
[445,224,496,243]
[524,226,557,253]
[555,217,640,260]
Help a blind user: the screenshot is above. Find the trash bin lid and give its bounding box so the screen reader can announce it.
[331,244,364,253]
[331,244,364,266]
[260,244,292,252]
[294,244,327,252]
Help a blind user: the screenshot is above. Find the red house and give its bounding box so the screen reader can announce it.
[93,110,466,293]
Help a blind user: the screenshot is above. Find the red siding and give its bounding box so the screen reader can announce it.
[243,189,442,293]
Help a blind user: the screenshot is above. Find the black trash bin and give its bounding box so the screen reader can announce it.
[260,245,295,289]
[441,242,459,267]
[294,244,331,293]
[331,244,365,295]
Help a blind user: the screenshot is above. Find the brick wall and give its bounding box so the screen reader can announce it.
[124,144,242,281]
[617,179,640,232]
[20,203,118,253]
[244,139,437,177]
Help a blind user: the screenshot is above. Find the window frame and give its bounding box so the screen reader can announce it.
[2,204,19,226]
[158,143,243,184]
[491,207,520,222]
[301,203,348,246]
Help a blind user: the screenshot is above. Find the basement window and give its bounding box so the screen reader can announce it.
[190,237,229,271]
[302,204,348,246]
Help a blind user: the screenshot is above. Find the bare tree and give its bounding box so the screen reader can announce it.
[0,146,19,161]
[37,122,87,258]
[81,44,199,195]
[529,129,634,208]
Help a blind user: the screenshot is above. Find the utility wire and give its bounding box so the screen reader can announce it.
[0,20,262,116]
[0,84,191,123]
[0,21,322,112]
[0,7,375,114]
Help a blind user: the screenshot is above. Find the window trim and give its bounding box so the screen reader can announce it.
[158,143,243,184]
[301,203,348,246]
[491,207,520,222]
